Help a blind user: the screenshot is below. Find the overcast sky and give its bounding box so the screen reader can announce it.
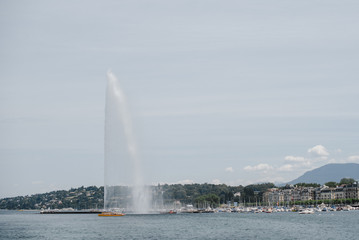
[1,0,359,198]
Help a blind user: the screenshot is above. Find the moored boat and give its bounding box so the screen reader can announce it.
[98,212,126,217]
[160,210,177,214]
[299,209,314,214]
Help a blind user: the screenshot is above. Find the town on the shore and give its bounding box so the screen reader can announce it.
[263,181,359,206]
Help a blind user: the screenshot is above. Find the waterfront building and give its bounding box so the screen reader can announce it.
[282,189,292,203]
[263,182,359,206]
[292,189,301,202]
[320,188,335,200]
[300,188,314,201]
[344,183,359,199]
[335,186,345,200]
[314,187,321,200]
[263,188,282,206]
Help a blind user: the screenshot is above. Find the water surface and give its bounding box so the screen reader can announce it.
[0,210,357,239]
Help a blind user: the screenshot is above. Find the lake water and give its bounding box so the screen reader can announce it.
[0,210,358,239]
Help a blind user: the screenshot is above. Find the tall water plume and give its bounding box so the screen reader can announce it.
[104,71,152,213]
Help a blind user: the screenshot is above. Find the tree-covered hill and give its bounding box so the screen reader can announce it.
[0,183,275,210]
[0,186,104,210]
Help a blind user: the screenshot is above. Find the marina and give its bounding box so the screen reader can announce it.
[36,203,359,215]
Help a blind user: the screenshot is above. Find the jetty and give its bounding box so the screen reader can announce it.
[40,209,101,214]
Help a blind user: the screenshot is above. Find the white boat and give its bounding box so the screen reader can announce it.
[299,209,314,214]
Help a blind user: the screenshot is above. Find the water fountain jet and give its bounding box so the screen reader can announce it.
[104,71,153,214]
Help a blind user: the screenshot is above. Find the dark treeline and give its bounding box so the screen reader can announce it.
[0,186,104,210]
[0,183,275,210]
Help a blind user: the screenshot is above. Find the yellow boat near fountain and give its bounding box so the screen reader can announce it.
[98,212,126,217]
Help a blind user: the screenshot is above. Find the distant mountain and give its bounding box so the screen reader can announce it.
[288,163,359,185]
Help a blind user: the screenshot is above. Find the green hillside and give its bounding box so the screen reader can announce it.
[0,183,275,210]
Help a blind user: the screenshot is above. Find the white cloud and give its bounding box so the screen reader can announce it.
[256,176,287,184]
[278,164,294,172]
[225,167,234,172]
[241,146,359,184]
[244,163,273,172]
[211,179,221,185]
[308,145,329,156]
[177,179,194,185]
[284,156,306,162]
[348,155,359,163]
[326,155,359,164]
